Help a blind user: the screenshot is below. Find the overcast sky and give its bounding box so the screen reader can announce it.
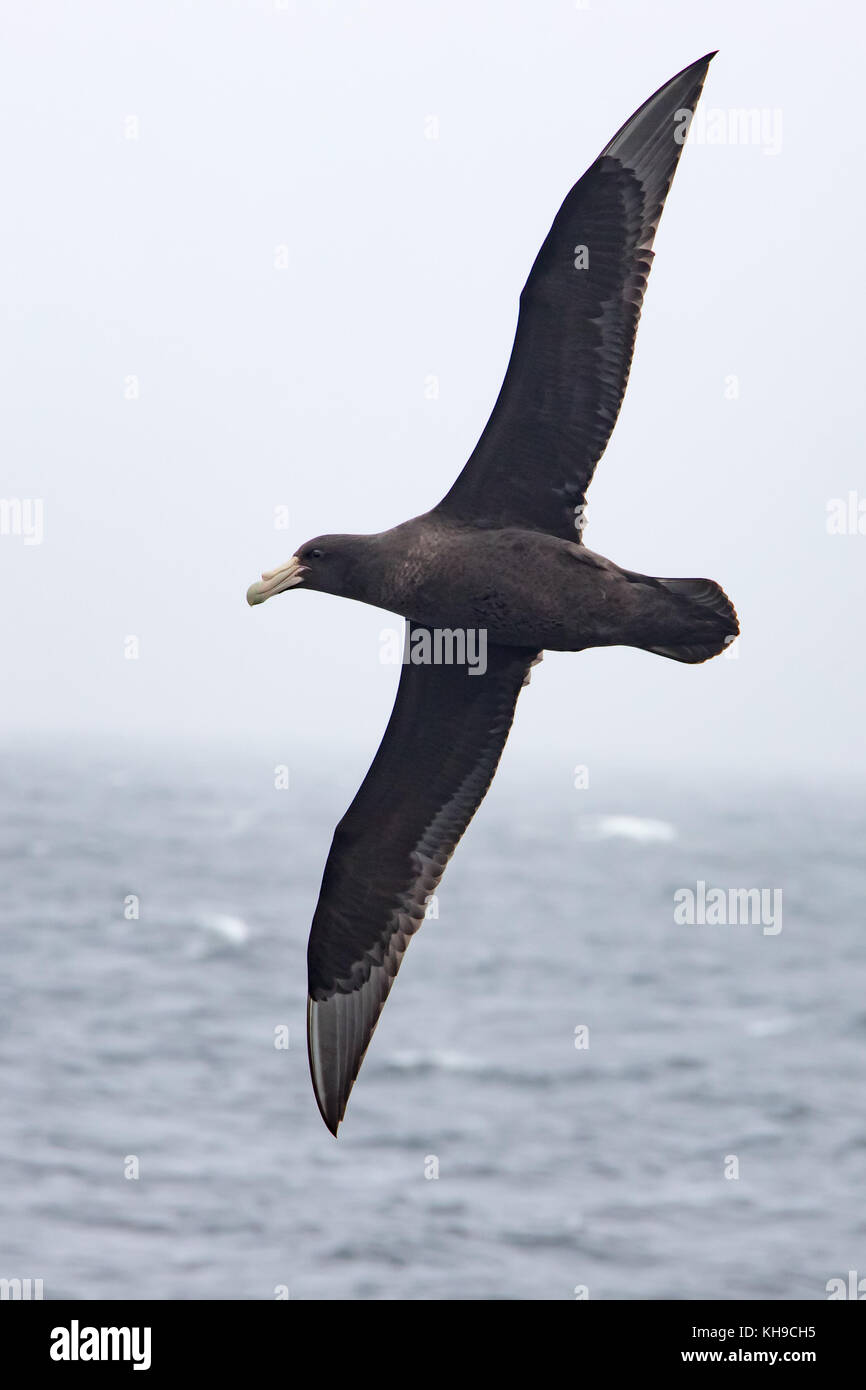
[2,0,863,782]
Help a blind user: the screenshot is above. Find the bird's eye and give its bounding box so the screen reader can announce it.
[309,548,324,560]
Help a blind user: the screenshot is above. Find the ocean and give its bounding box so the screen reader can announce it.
[1,741,864,1300]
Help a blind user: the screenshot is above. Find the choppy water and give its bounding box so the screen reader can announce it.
[1,742,864,1300]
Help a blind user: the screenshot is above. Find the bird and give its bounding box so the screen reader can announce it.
[246,52,738,1134]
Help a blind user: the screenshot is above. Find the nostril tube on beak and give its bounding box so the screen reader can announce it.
[245,556,306,605]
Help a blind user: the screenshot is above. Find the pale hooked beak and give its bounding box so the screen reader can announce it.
[246,556,307,606]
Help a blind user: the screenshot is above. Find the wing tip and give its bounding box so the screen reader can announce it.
[676,51,718,79]
[601,51,717,165]
[307,995,347,1137]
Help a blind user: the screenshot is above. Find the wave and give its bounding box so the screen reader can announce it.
[192,911,250,946]
[579,814,677,843]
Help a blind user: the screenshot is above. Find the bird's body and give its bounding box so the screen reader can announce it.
[246,52,739,1134]
[295,514,736,659]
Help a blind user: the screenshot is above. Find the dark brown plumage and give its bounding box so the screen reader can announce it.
[246,53,738,1134]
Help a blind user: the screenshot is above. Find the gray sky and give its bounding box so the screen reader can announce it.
[2,0,863,778]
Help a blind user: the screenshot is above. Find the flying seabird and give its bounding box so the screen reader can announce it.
[247,53,738,1134]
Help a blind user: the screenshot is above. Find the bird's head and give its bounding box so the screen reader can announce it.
[246,534,364,605]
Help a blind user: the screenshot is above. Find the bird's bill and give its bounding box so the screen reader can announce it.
[246,555,307,606]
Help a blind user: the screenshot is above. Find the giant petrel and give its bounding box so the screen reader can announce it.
[247,53,738,1133]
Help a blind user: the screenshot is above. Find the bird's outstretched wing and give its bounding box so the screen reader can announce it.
[307,629,538,1133]
[435,53,715,543]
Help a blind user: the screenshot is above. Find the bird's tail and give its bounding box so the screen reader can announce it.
[643,577,739,664]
